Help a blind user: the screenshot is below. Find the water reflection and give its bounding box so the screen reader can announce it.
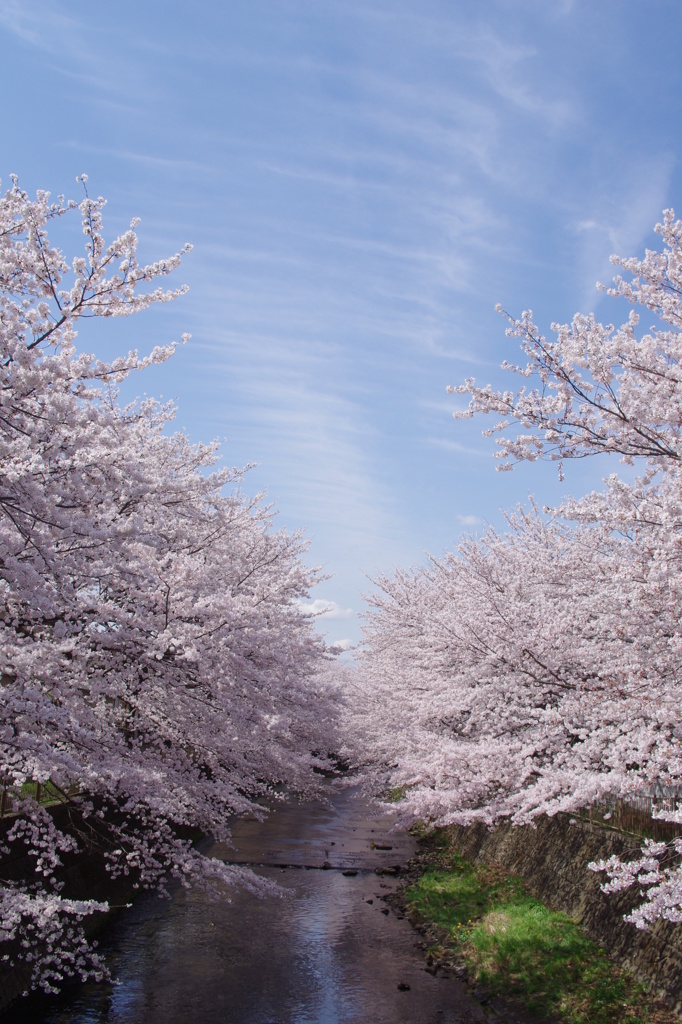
[7,785,486,1024]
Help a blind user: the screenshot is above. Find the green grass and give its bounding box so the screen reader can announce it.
[0,780,77,814]
[19,781,65,803]
[405,853,671,1024]
[383,784,409,803]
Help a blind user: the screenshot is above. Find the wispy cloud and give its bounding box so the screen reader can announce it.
[258,161,384,192]
[426,437,489,457]
[0,0,167,106]
[0,0,77,50]
[63,142,212,176]
[189,321,410,574]
[298,599,355,620]
[457,513,481,527]
[469,31,578,128]
[569,154,676,311]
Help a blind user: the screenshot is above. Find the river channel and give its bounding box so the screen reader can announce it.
[8,782,490,1024]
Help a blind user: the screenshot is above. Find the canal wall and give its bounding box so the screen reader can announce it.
[438,813,682,1013]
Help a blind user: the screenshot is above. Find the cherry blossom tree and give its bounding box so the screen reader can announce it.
[450,208,682,477]
[359,210,682,929]
[0,178,334,992]
[359,506,681,813]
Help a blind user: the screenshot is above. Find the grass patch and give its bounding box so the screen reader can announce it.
[405,853,671,1023]
[0,781,77,814]
[19,781,66,804]
[383,784,409,803]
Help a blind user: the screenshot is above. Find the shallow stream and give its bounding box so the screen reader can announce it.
[8,783,488,1024]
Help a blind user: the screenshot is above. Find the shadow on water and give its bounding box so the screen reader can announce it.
[5,783,488,1024]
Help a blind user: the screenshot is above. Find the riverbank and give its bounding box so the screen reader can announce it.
[391,825,678,1023]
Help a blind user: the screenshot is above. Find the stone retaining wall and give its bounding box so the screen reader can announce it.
[440,814,682,1013]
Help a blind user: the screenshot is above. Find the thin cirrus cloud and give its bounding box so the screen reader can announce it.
[570,154,676,313]
[0,0,75,49]
[0,0,154,104]
[63,142,212,177]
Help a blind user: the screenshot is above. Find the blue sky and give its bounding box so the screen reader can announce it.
[3,0,681,649]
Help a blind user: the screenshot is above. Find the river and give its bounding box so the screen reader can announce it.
[6,782,489,1024]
